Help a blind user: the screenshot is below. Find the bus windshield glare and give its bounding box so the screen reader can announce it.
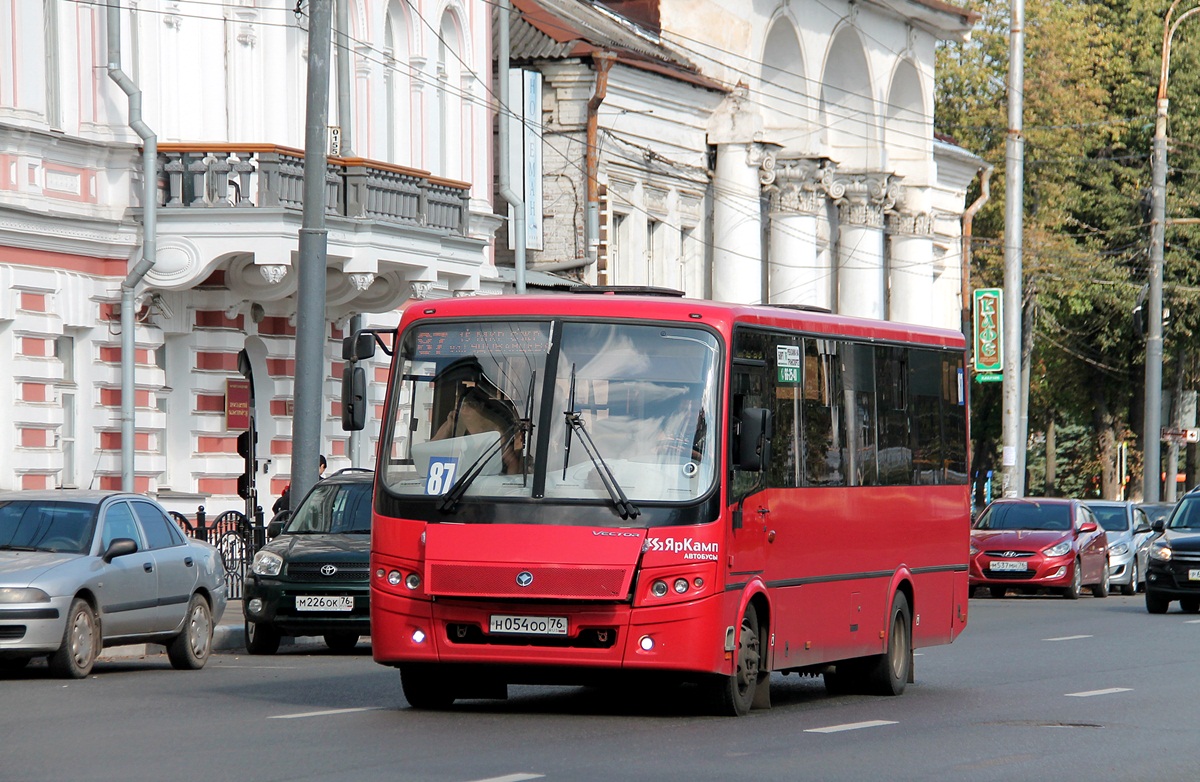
[381,319,720,509]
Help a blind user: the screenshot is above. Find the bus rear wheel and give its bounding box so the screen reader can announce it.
[708,605,760,716]
[400,664,456,710]
[862,593,911,696]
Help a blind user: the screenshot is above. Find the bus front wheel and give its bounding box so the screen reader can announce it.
[708,605,761,716]
[400,664,456,710]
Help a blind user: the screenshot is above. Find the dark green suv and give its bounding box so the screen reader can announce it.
[243,469,374,654]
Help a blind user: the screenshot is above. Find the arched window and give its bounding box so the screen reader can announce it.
[820,29,877,169]
[384,1,412,164]
[761,19,809,152]
[885,60,928,179]
[435,10,463,180]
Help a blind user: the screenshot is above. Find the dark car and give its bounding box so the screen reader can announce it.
[970,498,1109,599]
[1145,489,1200,613]
[243,469,373,653]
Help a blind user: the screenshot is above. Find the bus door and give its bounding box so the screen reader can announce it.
[728,358,772,581]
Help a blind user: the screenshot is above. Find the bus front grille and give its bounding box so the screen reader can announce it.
[427,563,629,599]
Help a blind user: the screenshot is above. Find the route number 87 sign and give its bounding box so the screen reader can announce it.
[425,457,460,495]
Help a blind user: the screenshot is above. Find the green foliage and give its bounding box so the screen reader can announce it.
[1025,423,1105,497]
[937,0,1200,492]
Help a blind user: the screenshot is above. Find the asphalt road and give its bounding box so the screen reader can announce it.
[3,592,1197,782]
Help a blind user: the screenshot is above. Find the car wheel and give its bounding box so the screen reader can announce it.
[1063,560,1082,600]
[1146,588,1170,614]
[48,598,97,679]
[324,632,359,653]
[1181,597,1200,614]
[168,594,213,670]
[245,619,281,655]
[863,592,912,696]
[1121,561,1138,596]
[1092,562,1110,598]
[989,586,1007,599]
[706,604,761,716]
[401,664,456,710]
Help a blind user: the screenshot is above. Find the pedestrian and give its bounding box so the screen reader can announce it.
[271,454,327,518]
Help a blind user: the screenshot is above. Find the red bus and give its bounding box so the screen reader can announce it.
[342,289,970,715]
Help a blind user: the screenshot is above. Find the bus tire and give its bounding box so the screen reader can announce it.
[863,593,911,696]
[709,605,760,716]
[401,664,456,710]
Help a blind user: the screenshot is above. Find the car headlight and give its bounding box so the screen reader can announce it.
[969,542,979,556]
[251,550,284,577]
[1150,541,1173,562]
[1043,541,1072,558]
[1109,542,1129,556]
[0,587,51,603]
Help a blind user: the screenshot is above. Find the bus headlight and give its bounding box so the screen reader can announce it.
[651,580,668,597]
[673,578,689,594]
[405,573,421,590]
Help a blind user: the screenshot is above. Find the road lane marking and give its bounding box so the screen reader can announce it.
[1185,619,1200,624]
[467,775,544,782]
[1043,635,1093,642]
[805,720,898,734]
[269,707,383,719]
[1065,687,1132,698]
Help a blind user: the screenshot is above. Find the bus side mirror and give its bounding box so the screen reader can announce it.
[342,332,376,362]
[341,364,367,431]
[737,407,772,472]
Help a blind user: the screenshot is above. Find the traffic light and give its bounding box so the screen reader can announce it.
[236,429,256,500]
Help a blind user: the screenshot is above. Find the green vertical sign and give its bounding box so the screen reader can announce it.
[973,288,1003,374]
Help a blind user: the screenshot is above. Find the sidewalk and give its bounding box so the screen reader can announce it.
[98,598,317,661]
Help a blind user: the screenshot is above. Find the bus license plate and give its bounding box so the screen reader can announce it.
[295,595,354,611]
[989,561,1027,572]
[489,614,568,636]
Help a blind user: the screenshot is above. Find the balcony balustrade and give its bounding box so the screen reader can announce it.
[156,143,470,236]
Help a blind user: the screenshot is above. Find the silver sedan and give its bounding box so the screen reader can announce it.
[0,491,227,677]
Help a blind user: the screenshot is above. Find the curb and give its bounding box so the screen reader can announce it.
[97,624,315,661]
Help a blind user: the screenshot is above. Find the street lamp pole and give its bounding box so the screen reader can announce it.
[1146,0,1200,502]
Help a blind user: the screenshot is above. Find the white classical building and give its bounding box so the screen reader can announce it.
[0,0,982,511]
[503,0,984,329]
[0,0,499,511]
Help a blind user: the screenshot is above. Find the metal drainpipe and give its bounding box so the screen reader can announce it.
[585,52,616,278]
[108,0,157,492]
[497,0,526,293]
[960,164,993,347]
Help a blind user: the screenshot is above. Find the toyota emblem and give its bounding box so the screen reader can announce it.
[320,564,338,577]
[516,571,534,587]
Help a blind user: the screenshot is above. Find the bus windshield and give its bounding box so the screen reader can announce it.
[380,319,720,508]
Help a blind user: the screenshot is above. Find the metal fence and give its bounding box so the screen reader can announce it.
[170,507,264,600]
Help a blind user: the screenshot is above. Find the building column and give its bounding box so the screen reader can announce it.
[828,172,895,319]
[764,158,832,309]
[708,87,767,304]
[887,205,935,326]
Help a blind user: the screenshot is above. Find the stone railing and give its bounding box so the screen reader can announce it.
[156,144,471,235]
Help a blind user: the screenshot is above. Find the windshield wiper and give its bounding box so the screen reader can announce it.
[437,419,532,513]
[0,544,37,551]
[561,367,638,520]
